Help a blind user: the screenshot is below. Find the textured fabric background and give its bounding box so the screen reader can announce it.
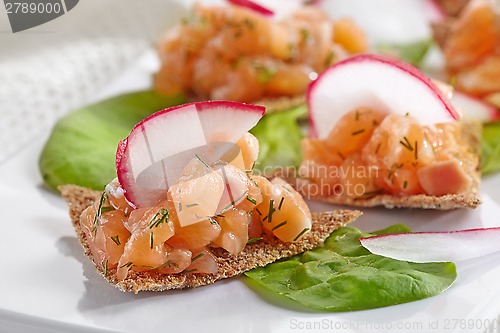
[0,0,187,163]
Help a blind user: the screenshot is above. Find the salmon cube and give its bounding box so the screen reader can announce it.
[417,160,471,196]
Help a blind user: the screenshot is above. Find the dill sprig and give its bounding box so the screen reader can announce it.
[293,228,310,241]
[192,253,205,262]
[278,197,285,210]
[387,163,404,182]
[247,237,263,244]
[352,129,366,136]
[119,261,134,269]
[220,190,249,214]
[153,260,178,271]
[272,221,287,231]
[149,208,169,228]
[267,199,276,224]
[195,154,211,169]
[110,235,121,246]
[399,136,414,151]
[101,260,109,276]
[149,232,154,249]
[246,196,257,205]
[92,192,108,235]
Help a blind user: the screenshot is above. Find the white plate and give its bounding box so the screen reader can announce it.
[2,1,500,333]
[2,124,500,333]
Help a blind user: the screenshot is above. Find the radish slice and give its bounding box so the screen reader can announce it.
[307,54,461,139]
[360,227,500,263]
[423,0,446,23]
[451,91,500,122]
[116,101,265,208]
[226,0,274,16]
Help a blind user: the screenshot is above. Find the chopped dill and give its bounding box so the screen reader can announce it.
[300,28,310,42]
[92,191,108,235]
[120,261,134,269]
[220,190,249,213]
[101,259,108,276]
[150,232,154,249]
[247,237,263,244]
[110,235,121,246]
[149,208,169,228]
[254,63,277,83]
[278,197,285,210]
[293,228,310,241]
[186,203,199,208]
[387,163,404,182]
[403,180,408,189]
[324,50,334,67]
[255,208,263,216]
[195,154,211,169]
[352,129,366,136]
[243,18,255,30]
[399,136,414,151]
[246,196,257,205]
[267,199,276,224]
[154,260,175,270]
[272,221,287,231]
[192,253,205,262]
[414,141,419,160]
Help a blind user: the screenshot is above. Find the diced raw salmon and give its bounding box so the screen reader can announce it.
[443,0,499,73]
[155,4,367,102]
[417,160,471,195]
[212,209,250,255]
[252,176,312,242]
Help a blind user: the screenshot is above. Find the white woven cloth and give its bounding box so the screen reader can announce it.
[0,0,188,163]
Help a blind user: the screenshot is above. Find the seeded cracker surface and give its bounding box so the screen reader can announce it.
[60,185,361,293]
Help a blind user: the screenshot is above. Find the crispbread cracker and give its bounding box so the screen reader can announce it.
[59,185,361,293]
[296,119,482,210]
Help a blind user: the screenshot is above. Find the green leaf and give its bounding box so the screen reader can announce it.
[39,91,186,192]
[250,104,307,174]
[481,120,500,175]
[377,39,433,67]
[245,225,457,312]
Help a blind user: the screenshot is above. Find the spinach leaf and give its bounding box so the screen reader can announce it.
[245,224,457,312]
[481,120,500,175]
[250,104,307,174]
[39,91,185,191]
[377,39,432,68]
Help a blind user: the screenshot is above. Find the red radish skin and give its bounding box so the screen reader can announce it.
[116,101,265,208]
[227,0,274,16]
[307,54,461,139]
[425,0,446,23]
[451,91,500,122]
[360,227,500,263]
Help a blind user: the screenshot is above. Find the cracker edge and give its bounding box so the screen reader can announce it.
[59,185,361,293]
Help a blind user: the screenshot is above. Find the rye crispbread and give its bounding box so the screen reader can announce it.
[59,185,361,293]
[291,120,482,210]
